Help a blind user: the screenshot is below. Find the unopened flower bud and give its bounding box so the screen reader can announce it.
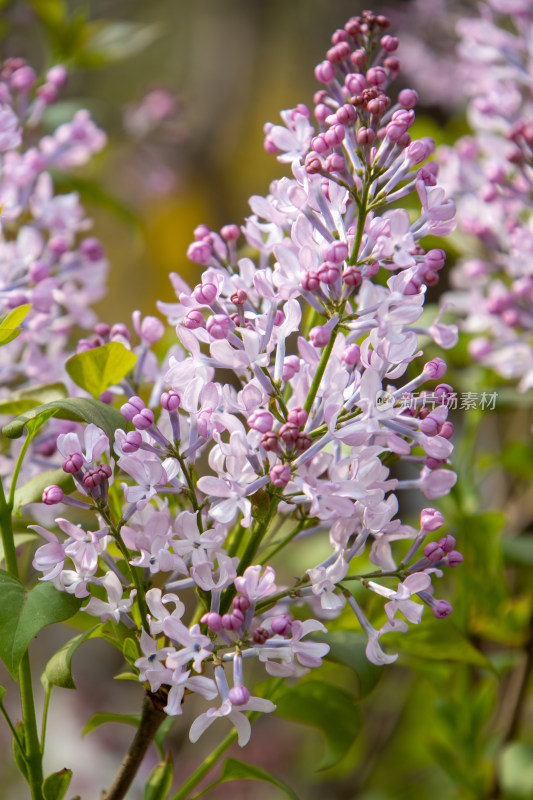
[342,343,360,366]
[248,410,273,434]
[161,390,181,411]
[424,541,445,562]
[420,415,440,436]
[439,421,454,440]
[343,265,362,286]
[314,60,336,83]
[121,396,145,421]
[420,508,444,532]
[282,356,300,381]
[271,615,292,636]
[279,422,299,444]
[357,127,375,145]
[42,485,64,505]
[80,237,104,261]
[222,610,244,630]
[253,627,270,644]
[139,316,165,344]
[110,323,130,342]
[302,270,320,291]
[46,65,68,88]
[183,309,204,329]
[187,240,211,265]
[424,358,447,380]
[233,596,251,612]
[132,408,154,430]
[122,431,143,453]
[201,612,223,632]
[381,35,398,51]
[221,224,240,241]
[231,290,247,306]
[317,262,340,284]
[323,241,349,263]
[398,88,418,109]
[432,600,453,619]
[62,453,83,474]
[447,550,463,568]
[270,464,291,488]
[287,407,308,427]
[309,326,331,347]
[206,314,231,340]
[193,282,217,305]
[228,686,250,706]
[295,432,312,451]
[260,432,278,452]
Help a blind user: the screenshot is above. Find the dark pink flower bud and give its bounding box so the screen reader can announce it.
[336,104,357,124]
[122,430,143,453]
[287,407,308,427]
[420,415,440,436]
[439,421,454,440]
[432,600,453,619]
[311,134,329,155]
[260,432,278,452]
[279,422,299,444]
[424,270,439,287]
[406,138,434,165]
[222,610,244,631]
[253,626,270,644]
[110,323,131,341]
[94,322,111,338]
[343,265,362,286]
[381,35,398,52]
[425,250,446,274]
[231,290,247,306]
[435,384,454,404]
[221,224,240,241]
[425,456,447,470]
[201,612,223,632]
[342,343,360,366]
[29,260,50,282]
[366,67,387,86]
[37,83,58,104]
[270,464,291,487]
[305,154,323,174]
[161,390,181,411]
[302,270,320,291]
[345,73,367,94]
[11,66,36,91]
[62,453,83,474]
[80,237,104,262]
[42,485,64,505]
[317,262,340,284]
[295,432,312,452]
[314,103,330,124]
[446,550,463,568]
[233,596,251,612]
[331,28,349,44]
[193,282,217,305]
[183,309,204,329]
[324,124,345,148]
[420,508,444,532]
[325,153,346,173]
[206,314,231,340]
[327,42,351,62]
[315,60,336,83]
[187,240,212,265]
[424,541,445,562]
[424,358,447,380]
[83,469,102,489]
[248,410,273,434]
[49,235,69,256]
[323,241,349,263]
[121,396,145,421]
[98,464,112,480]
[228,686,250,706]
[398,88,418,109]
[46,65,68,88]
[385,56,400,75]
[271,615,292,636]
[282,356,300,381]
[132,408,154,430]
[357,127,375,146]
[309,326,331,347]
[438,535,456,553]
[274,310,285,326]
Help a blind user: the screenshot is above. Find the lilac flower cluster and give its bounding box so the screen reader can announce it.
[438,0,533,390]
[0,58,107,389]
[32,13,462,746]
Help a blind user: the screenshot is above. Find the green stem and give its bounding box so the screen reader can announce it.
[259,518,308,561]
[349,177,371,266]
[0,701,27,760]
[303,331,337,415]
[170,730,237,800]
[8,433,33,508]
[0,477,18,577]
[40,682,52,753]
[19,652,44,800]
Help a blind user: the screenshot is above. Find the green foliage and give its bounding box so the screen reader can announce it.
[315,630,383,700]
[65,342,137,399]
[498,742,533,798]
[82,712,141,737]
[12,721,28,779]
[0,571,81,679]
[44,626,101,690]
[0,304,31,346]
[386,616,492,669]
[42,769,72,800]
[79,20,161,67]
[0,382,67,415]
[196,758,299,800]
[0,532,39,565]
[13,469,74,516]
[275,680,361,770]
[3,397,125,441]
[144,755,173,800]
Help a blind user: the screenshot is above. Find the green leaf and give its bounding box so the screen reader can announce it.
[44,626,101,690]
[0,685,5,702]
[123,637,140,666]
[498,742,533,798]
[275,680,361,770]
[0,382,67,415]
[0,571,81,679]
[503,535,533,566]
[0,304,31,346]
[315,630,383,700]
[3,397,125,441]
[385,617,492,669]
[154,717,175,760]
[0,532,39,565]
[12,721,28,779]
[13,469,74,515]
[65,342,137,399]
[144,755,173,800]
[42,769,72,800]
[215,758,299,800]
[80,20,161,65]
[82,712,141,737]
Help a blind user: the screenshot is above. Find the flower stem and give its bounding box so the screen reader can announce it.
[101,691,167,800]
[170,730,237,800]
